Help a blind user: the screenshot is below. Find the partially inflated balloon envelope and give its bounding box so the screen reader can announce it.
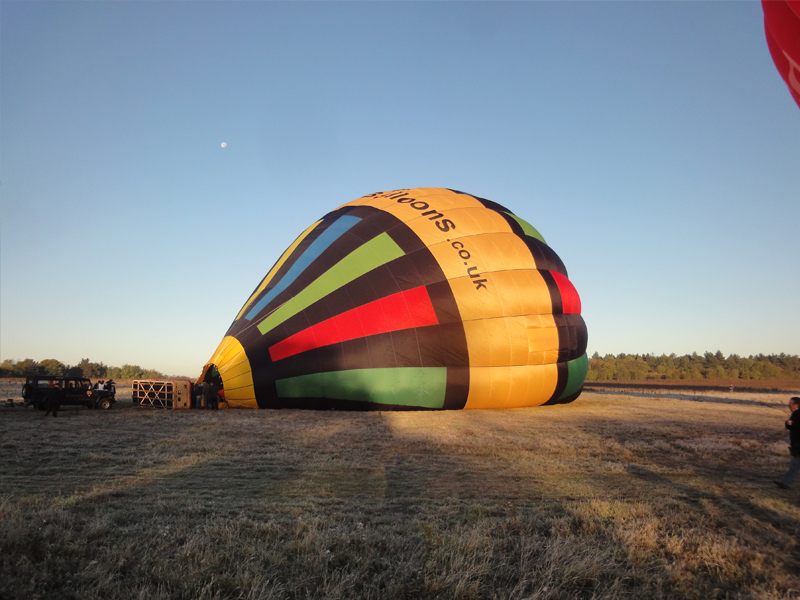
[763,0,800,109]
[200,188,588,410]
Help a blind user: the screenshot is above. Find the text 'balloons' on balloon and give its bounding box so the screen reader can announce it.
[199,188,588,410]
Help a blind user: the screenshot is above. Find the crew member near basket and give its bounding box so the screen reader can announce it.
[202,381,219,411]
[776,396,800,489]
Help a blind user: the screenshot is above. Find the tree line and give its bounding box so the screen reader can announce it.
[4,352,798,382]
[587,352,800,382]
[0,358,168,380]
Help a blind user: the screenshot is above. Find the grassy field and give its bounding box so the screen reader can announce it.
[0,382,798,600]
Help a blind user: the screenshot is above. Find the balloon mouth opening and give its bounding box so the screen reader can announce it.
[198,363,224,390]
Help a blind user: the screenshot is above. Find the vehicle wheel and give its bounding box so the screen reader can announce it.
[21,384,31,399]
[98,398,112,410]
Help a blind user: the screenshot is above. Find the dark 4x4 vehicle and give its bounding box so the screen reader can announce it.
[21,377,116,410]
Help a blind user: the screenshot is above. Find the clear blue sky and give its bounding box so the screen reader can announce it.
[2,1,798,377]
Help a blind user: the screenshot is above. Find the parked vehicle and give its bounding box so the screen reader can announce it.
[21,376,116,410]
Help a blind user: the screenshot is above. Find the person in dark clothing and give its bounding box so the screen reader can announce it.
[44,391,61,418]
[202,382,219,411]
[776,396,800,489]
[209,383,220,411]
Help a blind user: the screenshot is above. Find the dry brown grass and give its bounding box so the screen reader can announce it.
[0,381,798,600]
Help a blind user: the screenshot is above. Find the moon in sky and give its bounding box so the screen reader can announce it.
[221,142,227,148]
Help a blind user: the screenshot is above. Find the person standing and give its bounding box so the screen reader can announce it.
[193,383,204,409]
[209,383,220,411]
[202,382,216,411]
[776,396,800,489]
[44,390,60,418]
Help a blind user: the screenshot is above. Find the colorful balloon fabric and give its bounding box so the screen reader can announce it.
[763,0,800,109]
[200,188,588,410]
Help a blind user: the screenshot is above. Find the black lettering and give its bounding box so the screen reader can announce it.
[410,201,429,210]
[467,266,481,278]
[459,249,471,260]
[473,279,488,290]
[422,210,444,220]
[436,219,456,232]
[397,197,415,204]
[451,241,464,249]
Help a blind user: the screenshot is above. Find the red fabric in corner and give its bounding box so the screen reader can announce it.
[550,271,581,315]
[763,0,800,109]
[269,286,439,362]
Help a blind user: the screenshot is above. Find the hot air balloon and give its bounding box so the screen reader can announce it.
[199,188,588,410]
[763,0,800,109]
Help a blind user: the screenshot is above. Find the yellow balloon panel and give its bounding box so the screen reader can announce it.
[465,364,559,409]
[463,315,560,367]
[402,207,513,247]
[447,270,554,322]
[428,233,537,281]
